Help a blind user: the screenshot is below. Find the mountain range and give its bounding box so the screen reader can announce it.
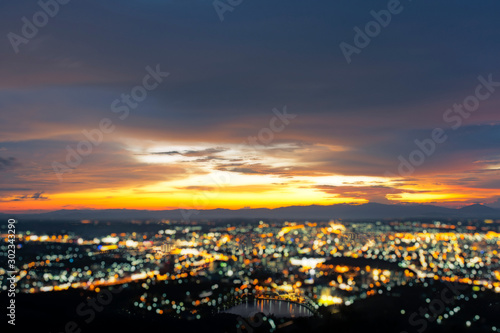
[2,203,500,221]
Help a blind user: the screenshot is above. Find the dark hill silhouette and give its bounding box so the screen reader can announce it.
[2,203,500,221]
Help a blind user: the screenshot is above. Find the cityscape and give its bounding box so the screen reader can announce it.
[2,0,500,332]
[2,215,500,332]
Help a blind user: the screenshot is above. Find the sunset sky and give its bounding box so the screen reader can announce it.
[1,0,500,213]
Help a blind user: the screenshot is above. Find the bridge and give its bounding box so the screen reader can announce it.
[217,292,322,317]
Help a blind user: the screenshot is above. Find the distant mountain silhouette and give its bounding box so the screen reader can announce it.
[2,203,500,221]
[458,203,498,214]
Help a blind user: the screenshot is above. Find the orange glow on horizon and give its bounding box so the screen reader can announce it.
[2,173,499,213]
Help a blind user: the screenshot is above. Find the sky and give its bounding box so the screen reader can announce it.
[1,0,500,213]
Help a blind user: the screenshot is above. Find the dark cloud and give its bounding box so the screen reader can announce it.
[151,151,181,155]
[487,198,500,208]
[314,185,426,204]
[149,147,228,157]
[216,163,330,178]
[0,156,20,171]
[1,191,49,202]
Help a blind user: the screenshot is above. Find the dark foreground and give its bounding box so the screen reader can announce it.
[2,281,499,333]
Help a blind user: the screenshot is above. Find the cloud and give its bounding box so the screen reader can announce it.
[149,147,228,157]
[487,197,500,208]
[1,191,49,202]
[174,184,277,193]
[0,156,20,171]
[216,162,330,178]
[314,185,426,204]
[0,139,195,198]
